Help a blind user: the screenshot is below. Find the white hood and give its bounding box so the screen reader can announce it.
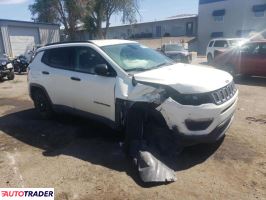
[134,63,233,94]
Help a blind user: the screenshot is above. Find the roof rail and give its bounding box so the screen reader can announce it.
[45,40,93,47]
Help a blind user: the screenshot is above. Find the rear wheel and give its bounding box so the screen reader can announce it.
[32,89,54,119]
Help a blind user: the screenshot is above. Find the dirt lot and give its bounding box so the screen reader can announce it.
[0,69,266,200]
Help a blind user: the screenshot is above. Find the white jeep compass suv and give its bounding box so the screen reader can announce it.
[28,40,238,150]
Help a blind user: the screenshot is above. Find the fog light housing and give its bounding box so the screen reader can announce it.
[185,119,213,131]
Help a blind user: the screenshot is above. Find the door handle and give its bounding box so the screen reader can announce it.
[42,71,50,75]
[71,77,81,81]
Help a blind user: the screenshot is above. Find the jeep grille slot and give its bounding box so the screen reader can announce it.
[212,82,237,105]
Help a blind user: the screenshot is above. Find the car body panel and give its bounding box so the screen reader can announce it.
[134,63,233,94]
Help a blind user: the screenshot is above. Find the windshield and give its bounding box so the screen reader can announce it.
[228,40,245,47]
[101,43,173,72]
[165,44,185,51]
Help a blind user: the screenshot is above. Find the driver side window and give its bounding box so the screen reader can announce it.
[259,43,266,55]
[74,47,107,74]
[241,43,260,54]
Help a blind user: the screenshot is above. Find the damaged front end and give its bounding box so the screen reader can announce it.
[119,79,182,183]
[118,75,236,183]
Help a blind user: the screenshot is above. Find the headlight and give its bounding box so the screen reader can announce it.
[165,87,213,106]
[6,63,13,69]
[175,94,213,106]
[1,61,7,66]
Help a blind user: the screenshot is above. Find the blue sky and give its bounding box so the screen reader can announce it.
[0,0,199,26]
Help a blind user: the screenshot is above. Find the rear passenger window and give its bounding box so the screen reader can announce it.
[209,41,214,47]
[241,43,259,54]
[214,40,228,47]
[42,47,74,70]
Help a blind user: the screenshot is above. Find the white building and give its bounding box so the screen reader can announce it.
[198,0,266,54]
[0,19,60,57]
[105,14,198,39]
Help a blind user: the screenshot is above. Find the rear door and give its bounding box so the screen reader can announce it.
[41,47,76,108]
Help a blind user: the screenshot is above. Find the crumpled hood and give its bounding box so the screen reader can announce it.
[134,63,233,94]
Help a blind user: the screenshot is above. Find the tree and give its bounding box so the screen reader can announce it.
[29,0,58,24]
[29,0,85,40]
[29,0,139,40]
[84,0,139,39]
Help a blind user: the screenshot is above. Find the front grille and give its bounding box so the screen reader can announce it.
[211,82,237,105]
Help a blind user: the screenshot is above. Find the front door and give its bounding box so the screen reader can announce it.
[71,46,116,121]
[256,43,266,76]
[239,43,260,75]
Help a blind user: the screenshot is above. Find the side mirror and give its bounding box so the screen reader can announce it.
[95,64,109,76]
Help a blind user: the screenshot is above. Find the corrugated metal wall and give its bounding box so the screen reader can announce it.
[39,27,60,45]
[0,21,60,57]
[0,30,4,56]
[0,26,12,56]
[9,26,40,56]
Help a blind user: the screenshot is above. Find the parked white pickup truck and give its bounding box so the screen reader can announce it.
[28,40,238,182]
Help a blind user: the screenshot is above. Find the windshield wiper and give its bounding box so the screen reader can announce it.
[125,67,148,72]
[149,62,173,70]
[126,62,173,73]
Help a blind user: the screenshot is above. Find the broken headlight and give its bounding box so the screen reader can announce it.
[165,87,213,106]
[174,94,213,106]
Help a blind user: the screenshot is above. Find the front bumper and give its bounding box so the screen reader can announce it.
[156,91,238,144]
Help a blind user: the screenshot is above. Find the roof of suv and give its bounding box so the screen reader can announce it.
[38,39,137,52]
[91,39,137,47]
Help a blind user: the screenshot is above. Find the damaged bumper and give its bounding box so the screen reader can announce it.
[156,91,238,145]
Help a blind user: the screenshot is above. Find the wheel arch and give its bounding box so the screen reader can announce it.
[115,99,168,129]
[29,83,53,105]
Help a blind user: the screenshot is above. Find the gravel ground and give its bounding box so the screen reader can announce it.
[0,66,266,200]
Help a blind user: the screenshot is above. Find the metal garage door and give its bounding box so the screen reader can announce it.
[9,26,40,57]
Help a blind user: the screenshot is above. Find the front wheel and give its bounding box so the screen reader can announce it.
[225,65,236,78]
[124,108,183,157]
[7,70,15,80]
[207,54,213,65]
[32,90,54,119]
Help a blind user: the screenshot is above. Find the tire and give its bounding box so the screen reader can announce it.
[207,54,213,65]
[124,109,145,155]
[18,68,22,74]
[7,70,15,80]
[124,108,183,156]
[32,89,54,119]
